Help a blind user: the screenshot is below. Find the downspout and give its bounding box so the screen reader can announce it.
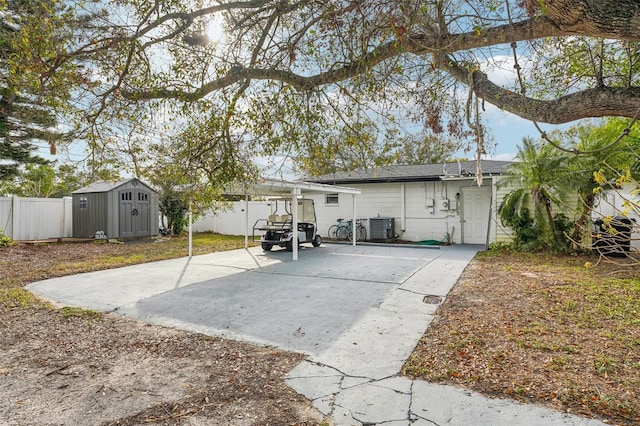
[400,183,406,235]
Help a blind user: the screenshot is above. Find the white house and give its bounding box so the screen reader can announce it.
[305,160,514,245]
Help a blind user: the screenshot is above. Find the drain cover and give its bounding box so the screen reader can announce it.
[423,295,443,304]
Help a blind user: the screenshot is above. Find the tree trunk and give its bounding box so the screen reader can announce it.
[571,194,595,243]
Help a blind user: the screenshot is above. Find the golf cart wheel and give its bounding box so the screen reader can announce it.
[312,234,322,247]
[261,242,273,251]
[285,240,293,252]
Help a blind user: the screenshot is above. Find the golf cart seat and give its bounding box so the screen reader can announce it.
[280,214,292,222]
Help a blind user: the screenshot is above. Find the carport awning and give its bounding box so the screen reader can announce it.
[242,179,361,197]
[241,179,361,261]
[187,179,360,261]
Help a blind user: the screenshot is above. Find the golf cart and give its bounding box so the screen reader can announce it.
[254,198,322,251]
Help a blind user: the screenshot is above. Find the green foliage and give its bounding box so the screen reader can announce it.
[0,227,13,248]
[60,306,100,319]
[545,119,640,244]
[160,191,189,235]
[0,163,88,197]
[498,138,578,251]
[394,132,459,165]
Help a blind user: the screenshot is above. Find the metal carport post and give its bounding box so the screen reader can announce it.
[241,179,361,261]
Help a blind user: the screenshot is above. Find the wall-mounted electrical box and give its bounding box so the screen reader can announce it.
[449,200,458,211]
[426,198,435,208]
[439,199,450,211]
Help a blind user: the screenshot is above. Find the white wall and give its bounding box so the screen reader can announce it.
[308,179,499,244]
[0,196,72,240]
[593,184,640,251]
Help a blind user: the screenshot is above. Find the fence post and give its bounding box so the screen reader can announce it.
[12,196,19,240]
[63,197,73,237]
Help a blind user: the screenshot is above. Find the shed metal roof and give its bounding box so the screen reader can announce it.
[308,160,512,184]
[72,178,156,194]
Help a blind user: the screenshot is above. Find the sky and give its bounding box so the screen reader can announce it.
[482,105,571,162]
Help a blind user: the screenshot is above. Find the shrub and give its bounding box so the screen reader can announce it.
[0,228,13,248]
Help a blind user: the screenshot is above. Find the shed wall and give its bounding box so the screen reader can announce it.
[73,192,109,238]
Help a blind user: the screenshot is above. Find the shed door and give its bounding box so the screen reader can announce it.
[135,190,150,237]
[462,186,491,245]
[119,189,151,239]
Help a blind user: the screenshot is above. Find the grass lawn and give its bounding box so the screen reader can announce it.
[404,250,640,425]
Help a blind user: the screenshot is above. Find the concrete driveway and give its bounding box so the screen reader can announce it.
[28,243,604,425]
[28,243,462,356]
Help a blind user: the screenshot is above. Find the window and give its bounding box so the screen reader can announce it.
[325,193,339,205]
[79,197,88,209]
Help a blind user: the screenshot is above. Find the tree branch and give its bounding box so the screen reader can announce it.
[440,54,640,122]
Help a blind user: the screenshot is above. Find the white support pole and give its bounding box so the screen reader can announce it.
[292,188,300,260]
[188,203,193,258]
[352,195,357,246]
[244,195,249,249]
[400,183,406,233]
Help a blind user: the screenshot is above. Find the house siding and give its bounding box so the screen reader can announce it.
[492,176,584,246]
[494,176,515,243]
[309,179,499,245]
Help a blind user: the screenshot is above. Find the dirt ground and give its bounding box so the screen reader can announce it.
[0,241,329,426]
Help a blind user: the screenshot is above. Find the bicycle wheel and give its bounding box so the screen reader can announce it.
[327,225,339,239]
[349,225,366,242]
[336,225,350,240]
[358,225,367,241]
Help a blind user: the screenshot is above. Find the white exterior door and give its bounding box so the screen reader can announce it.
[462,186,491,244]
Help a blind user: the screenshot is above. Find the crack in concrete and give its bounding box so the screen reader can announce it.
[410,409,442,426]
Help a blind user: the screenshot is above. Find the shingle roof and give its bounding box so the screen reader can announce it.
[308,160,512,184]
[72,178,152,194]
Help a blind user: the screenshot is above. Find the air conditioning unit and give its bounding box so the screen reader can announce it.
[369,217,395,241]
[439,199,450,211]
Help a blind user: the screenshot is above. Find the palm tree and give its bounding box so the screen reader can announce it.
[498,137,571,249]
[565,121,640,243]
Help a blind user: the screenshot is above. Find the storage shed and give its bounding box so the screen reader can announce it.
[72,178,159,239]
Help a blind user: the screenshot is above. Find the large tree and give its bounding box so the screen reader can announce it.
[0,0,99,181]
[12,0,640,182]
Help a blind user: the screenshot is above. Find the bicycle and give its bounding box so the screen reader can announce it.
[327,218,351,240]
[328,218,367,241]
[349,218,367,242]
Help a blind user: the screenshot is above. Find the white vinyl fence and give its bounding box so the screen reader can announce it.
[192,201,271,237]
[0,196,73,241]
